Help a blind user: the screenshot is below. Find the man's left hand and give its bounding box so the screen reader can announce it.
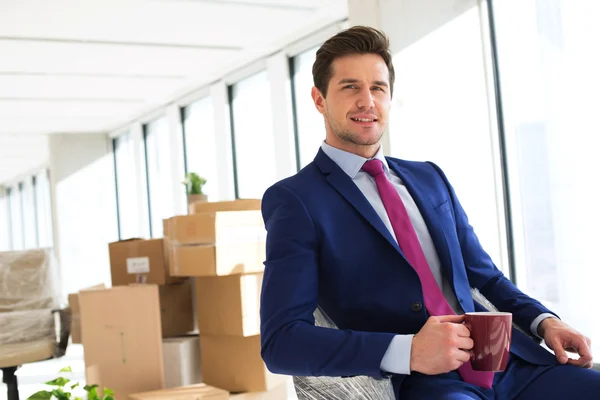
[539,317,593,368]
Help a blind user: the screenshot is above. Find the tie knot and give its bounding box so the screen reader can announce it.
[361,159,385,177]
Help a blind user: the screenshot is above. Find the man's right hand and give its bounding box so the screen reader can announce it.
[410,315,473,375]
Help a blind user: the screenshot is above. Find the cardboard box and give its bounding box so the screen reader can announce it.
[229,382,290,399]
[196,274,262,337]
[189,199,261,215]
[68,292,82,344]
[129,384,229,400]
[110,239,182,286]
[165,211,264,246]
[68,283,105,344]
[79,285,165,400]
[159,280,195,338]
[162,336,202,388]
[170,243,265,277]
[200,335,287,393]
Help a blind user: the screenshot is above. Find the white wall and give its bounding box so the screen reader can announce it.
[49,133,117,296]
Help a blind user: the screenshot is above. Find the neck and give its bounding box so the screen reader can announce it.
[325,139,380,159]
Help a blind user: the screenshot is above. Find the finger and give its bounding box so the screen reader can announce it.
[549,339,569,364]
[456,337,474,351]
[454,324,471,338]
[437,314,466,324]
[567,357,590,368]
[573,336,594,363]
[456,349,471,363]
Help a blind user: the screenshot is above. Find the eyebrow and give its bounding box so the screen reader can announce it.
[337,78,389,87]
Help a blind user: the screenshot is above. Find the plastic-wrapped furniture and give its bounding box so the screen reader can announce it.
[0,248,70,400]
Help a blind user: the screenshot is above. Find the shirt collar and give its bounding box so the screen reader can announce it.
[320,141,390,179]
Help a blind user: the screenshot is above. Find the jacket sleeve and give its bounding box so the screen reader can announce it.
[260,183,395,378]
[427,162,559,332]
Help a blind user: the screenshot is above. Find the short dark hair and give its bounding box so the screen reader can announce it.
[312,26,395,98]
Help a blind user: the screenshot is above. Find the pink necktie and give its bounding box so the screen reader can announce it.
[362,159,494,389]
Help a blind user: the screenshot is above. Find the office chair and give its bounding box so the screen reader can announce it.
[0,249,70,400]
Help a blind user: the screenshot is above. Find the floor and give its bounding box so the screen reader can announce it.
[0,343,298,400]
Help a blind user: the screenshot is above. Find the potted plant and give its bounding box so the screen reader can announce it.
[27,366,114,400]
[182,172,207,204]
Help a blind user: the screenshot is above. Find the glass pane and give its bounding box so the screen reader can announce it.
[389,6,505,273]
[292,46,323,169]
[183,97,219,201]
[22,178,38,249]
[493,0,600,354]
[115,133,148,239]
[231,70,277,199]
[145,117,174,237]
[0,189,10,251]
[35,170,54,248]
[9,185,24,250]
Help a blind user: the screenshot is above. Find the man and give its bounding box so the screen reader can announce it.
[259,26,600,399]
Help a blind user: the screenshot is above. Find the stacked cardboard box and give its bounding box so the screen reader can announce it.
[108,238,194,338]
[129,383,229,400]
[67,283,105,344]
[79,286,204,400]
[165,210,265,277]
[79,285,166,400]
[165,200,287,394]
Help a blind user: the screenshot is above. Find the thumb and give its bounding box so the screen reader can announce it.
[436,314,465,324]
[550,339,569,364]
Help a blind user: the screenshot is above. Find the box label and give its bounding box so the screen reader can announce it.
[127,257,150,274]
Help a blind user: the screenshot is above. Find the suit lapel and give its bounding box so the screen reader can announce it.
[386,159,455,285]
[315,150,402,254]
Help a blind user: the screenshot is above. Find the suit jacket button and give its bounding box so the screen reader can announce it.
[412,302,423,312]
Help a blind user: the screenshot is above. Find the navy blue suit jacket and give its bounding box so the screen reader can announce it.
[260,149,558,391]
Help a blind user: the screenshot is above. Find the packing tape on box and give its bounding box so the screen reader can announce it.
[0,248,61,358]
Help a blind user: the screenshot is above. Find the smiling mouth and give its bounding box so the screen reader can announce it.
[350,117,378,123]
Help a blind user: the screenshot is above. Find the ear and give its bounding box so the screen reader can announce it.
[311,86,326,115]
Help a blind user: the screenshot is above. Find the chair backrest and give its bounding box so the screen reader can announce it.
[293,307,396,400]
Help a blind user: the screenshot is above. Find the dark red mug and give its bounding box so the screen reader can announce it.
[464,312,512,372]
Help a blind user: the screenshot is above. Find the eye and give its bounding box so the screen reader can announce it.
[371,86,385,92]
[343,85,358,90]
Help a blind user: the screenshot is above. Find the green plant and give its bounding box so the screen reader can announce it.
[182,172,207,195]
[27,367,114,400]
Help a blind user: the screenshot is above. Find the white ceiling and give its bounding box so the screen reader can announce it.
[0,0,347,184]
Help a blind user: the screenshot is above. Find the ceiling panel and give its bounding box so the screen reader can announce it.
[0,0,347,183]
[0,75,187,100]
[0,41,236,75]
[0,118,117,135]
[0,0,319,47]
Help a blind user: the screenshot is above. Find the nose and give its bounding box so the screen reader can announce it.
[356,87,375,110]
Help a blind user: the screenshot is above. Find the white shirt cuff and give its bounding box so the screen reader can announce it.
[380,334,414,375]
[530,313,558,339]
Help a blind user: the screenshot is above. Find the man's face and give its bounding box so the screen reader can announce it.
[312,53,392,152]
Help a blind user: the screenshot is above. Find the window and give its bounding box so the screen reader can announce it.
[291,46,323,169]
[182,97,219,201]
[389,6,505,276]
[144,117,175,237]
[492,0,600,354]
[114,133,148,240]
[230,70,277,199]
[8,185,24,250]
[21,177,37,249]
[35,170,54,248]
[0,188,10,251]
